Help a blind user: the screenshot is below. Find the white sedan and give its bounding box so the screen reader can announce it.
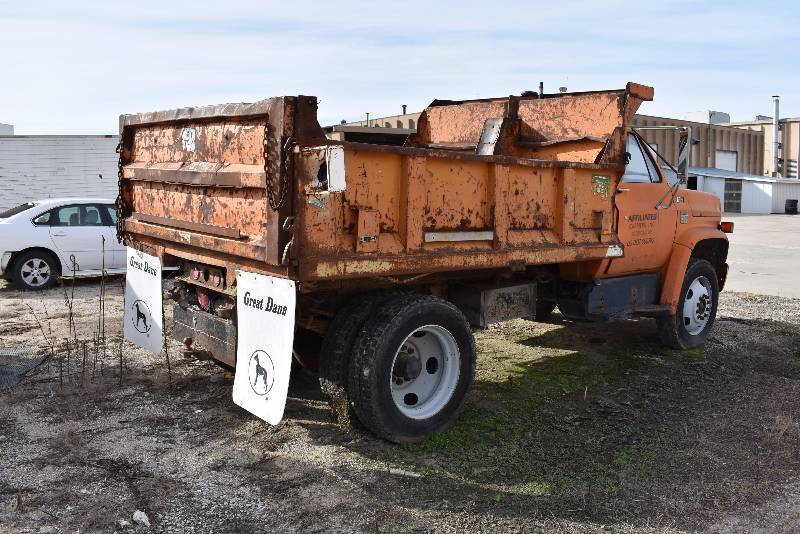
[0,198,126,290]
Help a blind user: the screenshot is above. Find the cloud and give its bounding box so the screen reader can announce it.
[1,0,798,133]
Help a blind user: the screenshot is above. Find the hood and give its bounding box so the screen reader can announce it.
[685,190,721,218]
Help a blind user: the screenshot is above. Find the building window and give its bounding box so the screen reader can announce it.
[723,178,742,213]
[397,120,403,128]
[408,119,415,129]
[384,122,391,128]
[787,159,798,178]
[716,150,738,172]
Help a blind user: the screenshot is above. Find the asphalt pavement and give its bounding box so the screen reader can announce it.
[722,213,800,299]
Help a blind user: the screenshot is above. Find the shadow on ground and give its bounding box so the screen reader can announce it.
[299,313,800,530]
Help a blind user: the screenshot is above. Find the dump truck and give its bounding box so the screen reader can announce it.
[116,82,732,442]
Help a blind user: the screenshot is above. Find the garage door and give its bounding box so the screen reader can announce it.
[716,150,738,172]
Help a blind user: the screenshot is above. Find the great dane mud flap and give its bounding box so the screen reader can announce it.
[233,271,296,425]
[123,247,163,354]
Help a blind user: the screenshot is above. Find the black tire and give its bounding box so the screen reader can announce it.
[348,295,476,443]
[657,258,719,349]
[319,294,393,389]
[318,293,399,427]
[11,250,58,290]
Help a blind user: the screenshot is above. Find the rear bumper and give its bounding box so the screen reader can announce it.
[173,304,237,367]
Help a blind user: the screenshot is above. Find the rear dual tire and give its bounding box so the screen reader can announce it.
[321,294,476,443]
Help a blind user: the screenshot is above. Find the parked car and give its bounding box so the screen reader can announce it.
[0,198,126,290]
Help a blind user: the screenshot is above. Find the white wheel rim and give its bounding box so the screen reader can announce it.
[389,324,461,420]
[21,258,51,287]
[682,275,712,336]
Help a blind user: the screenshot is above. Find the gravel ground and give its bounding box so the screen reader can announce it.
[1,277,799,533]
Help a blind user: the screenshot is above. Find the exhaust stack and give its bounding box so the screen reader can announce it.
[773,95,780,176]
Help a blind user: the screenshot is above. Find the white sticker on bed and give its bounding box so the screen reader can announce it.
[123,247,163,354]
[233,270,296,425]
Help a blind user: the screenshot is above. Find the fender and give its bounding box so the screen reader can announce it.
[659,243,692,312]
[674,225,728,250]
[659,226,729,312]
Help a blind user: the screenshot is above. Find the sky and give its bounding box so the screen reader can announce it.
[1,0,799,134]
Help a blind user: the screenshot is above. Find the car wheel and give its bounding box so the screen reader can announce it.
[11,250,58,290]
[657,258,719,349]
[348,294,476,443]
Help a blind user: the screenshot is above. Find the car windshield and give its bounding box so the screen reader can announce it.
[0,202,36,218]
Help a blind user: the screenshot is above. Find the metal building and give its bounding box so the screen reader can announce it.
[0,135,119,211]
[724,117,800,178]
[631,114,764,175]
[682,167,800,214]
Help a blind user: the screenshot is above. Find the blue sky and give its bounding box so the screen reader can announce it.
[1,0,799,134]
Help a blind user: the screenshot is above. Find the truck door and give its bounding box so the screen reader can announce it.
[606,134,677,275]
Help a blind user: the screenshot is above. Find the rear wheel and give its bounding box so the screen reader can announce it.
[348,295,476,443]
[318,293,400,427]
[658,258,719,349]
[11,250,58,290]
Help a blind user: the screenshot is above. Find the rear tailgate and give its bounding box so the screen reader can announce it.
[117,97,295,266]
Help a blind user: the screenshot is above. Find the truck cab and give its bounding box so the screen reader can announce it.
[555,129,730,349]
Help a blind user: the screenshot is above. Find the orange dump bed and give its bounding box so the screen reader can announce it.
[117,83,653,290]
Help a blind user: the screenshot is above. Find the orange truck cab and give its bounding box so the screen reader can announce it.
[117,82,732,442]
[556,128,731,350]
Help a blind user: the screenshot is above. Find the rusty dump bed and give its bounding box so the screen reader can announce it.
[117,83,653,290]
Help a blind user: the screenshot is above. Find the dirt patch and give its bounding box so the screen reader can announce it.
[1,280,799,533]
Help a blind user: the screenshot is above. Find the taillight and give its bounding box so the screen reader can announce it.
[719,221,734,233]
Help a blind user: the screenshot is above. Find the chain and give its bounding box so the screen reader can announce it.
[263,122,294,211]
[114,141,127,245]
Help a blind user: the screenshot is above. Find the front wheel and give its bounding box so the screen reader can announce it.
[657,258,719,349]
[11,250,58,290]
[348,295,476,443]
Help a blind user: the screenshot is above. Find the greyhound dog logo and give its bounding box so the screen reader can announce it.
[131,299,152,334]
[248,350,275,396]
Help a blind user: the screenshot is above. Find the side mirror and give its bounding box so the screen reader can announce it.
[677,128,690,184]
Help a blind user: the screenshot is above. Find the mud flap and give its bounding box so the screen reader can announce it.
[123,247,163,354]
[232,270,296,425]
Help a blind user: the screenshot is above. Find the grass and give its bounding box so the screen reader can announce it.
[396,318,712,512]
[409,321,668,456]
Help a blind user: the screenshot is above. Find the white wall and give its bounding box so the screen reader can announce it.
[771,181,800,213]
[700,175,726,203]
[697,175,779,214]
[0,136,119,211]
[741,181,773,214]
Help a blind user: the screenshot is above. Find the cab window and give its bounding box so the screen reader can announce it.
[622,134,660,183]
